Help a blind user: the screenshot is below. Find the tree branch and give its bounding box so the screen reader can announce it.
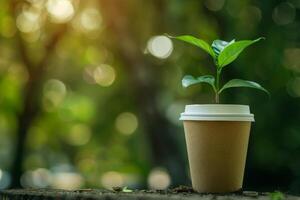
[32,24,68,80]
[10,0,34,73]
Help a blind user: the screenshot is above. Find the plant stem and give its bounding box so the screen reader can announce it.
[215,68,222,103]
[215,93,219,103]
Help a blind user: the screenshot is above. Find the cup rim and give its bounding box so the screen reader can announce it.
[179,104,255,122]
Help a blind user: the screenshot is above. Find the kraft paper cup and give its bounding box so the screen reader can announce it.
[180,104,254,193]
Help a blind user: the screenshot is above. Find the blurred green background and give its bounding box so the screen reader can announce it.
[0,0,300,194]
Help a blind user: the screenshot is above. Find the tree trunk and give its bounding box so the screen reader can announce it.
[11,78,43,187]
[98,0,188,185]
[9,0,67,186]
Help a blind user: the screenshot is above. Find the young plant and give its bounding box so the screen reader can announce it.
[169,35,269,103]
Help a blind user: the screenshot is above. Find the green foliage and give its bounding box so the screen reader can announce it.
[122,187,133,193]
[217,38,264,68]
[212,39,235,57]
[182,75,216,92]
[170,35,268,103]
[270,191,284,200]
[171,35,215,58]
[219,79,269,95]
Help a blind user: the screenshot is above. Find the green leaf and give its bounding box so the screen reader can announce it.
[122,187,133,193]
[217,37,264,68]
[170,35,215,58]
[211,39,235,57]
[182,75,216,92]
[219,79,269,95]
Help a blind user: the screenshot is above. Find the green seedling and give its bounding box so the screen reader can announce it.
[168,35,269,103]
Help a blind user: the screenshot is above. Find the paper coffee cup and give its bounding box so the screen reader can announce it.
[180,104,254,193]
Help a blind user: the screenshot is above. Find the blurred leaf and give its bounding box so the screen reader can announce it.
[182,75,216,92]
[219,79,269,95]
[211,39,235,57]
[60,95,95,122]
[170,35,215,58]
[122,187,133,193]
[218,37,264,68]
[270,191,284,200]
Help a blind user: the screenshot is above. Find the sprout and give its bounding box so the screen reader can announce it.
[168,35,269,103]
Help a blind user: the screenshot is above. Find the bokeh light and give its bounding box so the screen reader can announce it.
[240,6,262,24]
[101,171,124,189]
[65,124,91,146]
[26,0,45,5]
[51,172,83,189]
[46,0,75,23]
[115,112,138,135]
[93,64,116,87]
[0,169,11,189]
[80,8,102,32]
[283,48,300,72]
[83,67,96,84]
[204,0,225,11]
[147,168,171,190]
[16,9,41,33]
[21,168,52,188]
[43,79,67,111]
[272,2,296,25]
[147,35,173,59]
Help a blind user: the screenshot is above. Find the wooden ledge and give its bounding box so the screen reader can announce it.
[0,188,298,200]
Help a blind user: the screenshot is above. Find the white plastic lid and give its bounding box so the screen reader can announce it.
[179,104,254,122]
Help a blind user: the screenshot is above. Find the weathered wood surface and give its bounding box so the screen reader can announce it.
[0,188,299,200]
